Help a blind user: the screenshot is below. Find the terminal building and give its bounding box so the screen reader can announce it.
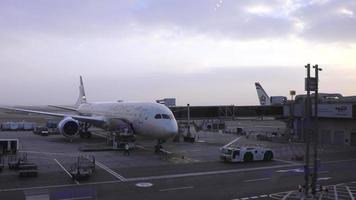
[169,105,286,137]
[168,92,356,147]
[285,93,356,146]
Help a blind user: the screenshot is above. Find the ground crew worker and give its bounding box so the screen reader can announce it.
[124,143,130,155]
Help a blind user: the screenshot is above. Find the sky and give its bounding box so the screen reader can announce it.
[0,0,355,106]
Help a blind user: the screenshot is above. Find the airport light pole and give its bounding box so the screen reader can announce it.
[187,104,191,137]
[311,65,322,195]
[289,90,296,135]
[304,64,312,196]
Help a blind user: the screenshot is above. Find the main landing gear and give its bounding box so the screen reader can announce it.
[79,122,92,139]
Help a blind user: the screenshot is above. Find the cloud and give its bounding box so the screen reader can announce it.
[0,0,296,40]
[292,0,356,42]
[1,0,356,43]
[0,0,356,106]
[127,0,296,40]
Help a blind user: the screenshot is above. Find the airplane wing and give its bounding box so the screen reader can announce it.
[0,106,106,126]
[48,105,78,112]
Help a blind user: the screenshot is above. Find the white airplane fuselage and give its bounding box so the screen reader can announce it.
[78,102,178,140]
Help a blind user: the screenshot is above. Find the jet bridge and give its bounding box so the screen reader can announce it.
[171,105,285,135]
[170,105,284,120]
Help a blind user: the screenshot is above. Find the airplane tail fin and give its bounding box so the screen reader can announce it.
[74,76,87,108]
[255,82,271,106]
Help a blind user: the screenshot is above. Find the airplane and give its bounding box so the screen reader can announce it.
[0,76,178,151]
[255,82,272,106]
[255,82,287,106]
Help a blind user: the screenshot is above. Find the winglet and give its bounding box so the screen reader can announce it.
[75,76,88,107]
[255,82,271,106]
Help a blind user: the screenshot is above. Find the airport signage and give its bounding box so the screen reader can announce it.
[313,104,353,118]
[305,77,317,91]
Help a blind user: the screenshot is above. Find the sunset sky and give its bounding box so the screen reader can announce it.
[0,0,355,106]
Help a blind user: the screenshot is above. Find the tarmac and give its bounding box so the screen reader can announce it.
[0,114,356,199]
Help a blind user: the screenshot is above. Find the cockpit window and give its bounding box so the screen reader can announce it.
[155,114,172,119]
[162,114,170,119]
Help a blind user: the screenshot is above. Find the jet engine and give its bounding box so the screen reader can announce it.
[58,117,79,138]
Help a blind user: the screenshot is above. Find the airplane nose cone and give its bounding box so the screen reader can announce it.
[170,121,178,135]
[163,121,178,138]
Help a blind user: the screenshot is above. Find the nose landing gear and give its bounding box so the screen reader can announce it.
[154,139,166,153]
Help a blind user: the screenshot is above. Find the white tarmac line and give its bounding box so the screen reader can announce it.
[0,180,122,193]
[54,159,79,185]
[274,158,356,169]
[28,156,55,160]
[274,159,300,165]
[160,148,173,155]
[20,150,77,157]
[159,186,194,192]
[323,158,356,164]
[223,137,241,148]
[126,163,299,182]
[318,193,324,200]
[346,186,355,200]
[61,196,94,200]
[282,191,293,200]
[233,194,268,200]
[95,161,127,182]
[0,183,77,192]
[0,162,298,193]
[136,145,149,151]
[334,185,338,200]
[243,177,271,183]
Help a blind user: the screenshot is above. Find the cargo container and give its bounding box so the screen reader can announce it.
[23,122,35,130]
[17,122,25,130]
[1,122,19,131]
[46,121,59,129]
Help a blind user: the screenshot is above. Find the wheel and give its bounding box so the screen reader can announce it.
[154,145,160,153]
[85,131,92,139]
[243,152,253,162]
[79,131,84,138]
[263,151,273,161]
[80,131,91,139]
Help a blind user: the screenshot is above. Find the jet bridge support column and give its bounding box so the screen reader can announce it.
[184,104,195,143]
[112,133,118,149]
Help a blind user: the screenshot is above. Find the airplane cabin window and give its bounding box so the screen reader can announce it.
[154,114,162,119]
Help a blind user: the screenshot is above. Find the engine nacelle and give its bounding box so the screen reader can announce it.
[58,117,79,138]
